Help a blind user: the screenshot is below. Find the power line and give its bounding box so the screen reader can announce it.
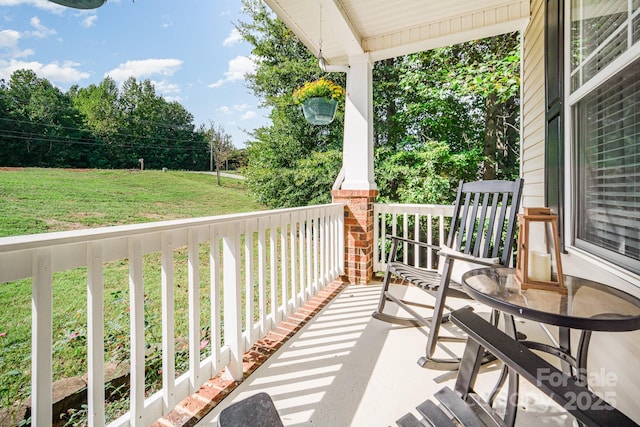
[0,130,210,152]
[0,117,207,147]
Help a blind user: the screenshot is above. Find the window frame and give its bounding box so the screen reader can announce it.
[567,0,640,275]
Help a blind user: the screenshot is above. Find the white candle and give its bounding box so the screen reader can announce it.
[528,251,551,282]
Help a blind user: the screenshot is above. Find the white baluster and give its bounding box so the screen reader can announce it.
[188,229,200,391]
[128,237,144,425]
[222,223,242,381]
[87,242,105,426]
[161,233,175,413]
[32,248,52,427]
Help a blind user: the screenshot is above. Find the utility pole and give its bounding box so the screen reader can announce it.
[209,142,213,172]
[225,135,230,170]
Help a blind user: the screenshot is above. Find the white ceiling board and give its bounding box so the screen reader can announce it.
[263,0,530,65]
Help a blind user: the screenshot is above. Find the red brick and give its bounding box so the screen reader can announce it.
[178,396,207,415]
[196,384,225,402]
[160,411,193,426]
[207,376,235,391]
[279,322,298,333]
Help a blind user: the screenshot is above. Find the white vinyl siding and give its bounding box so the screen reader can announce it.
[521,0,546,208]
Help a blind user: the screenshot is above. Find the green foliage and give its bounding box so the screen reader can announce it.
[238,0,346,208]
[0,69,98,168]
[247,147,341,208]
[385,33,521,180]
[238,0,521,207]
[0,70,245,171]
[376,142,483,204]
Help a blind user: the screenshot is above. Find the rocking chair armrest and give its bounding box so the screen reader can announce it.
[386,234,441,250]
[437,251,501,267]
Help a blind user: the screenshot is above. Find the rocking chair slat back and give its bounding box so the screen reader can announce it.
[448,180,523,266]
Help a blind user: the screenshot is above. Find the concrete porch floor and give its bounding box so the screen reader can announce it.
[197,282,575,427]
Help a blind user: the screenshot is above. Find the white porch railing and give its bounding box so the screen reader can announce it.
[0,204,344,426]
[373,203,454,273]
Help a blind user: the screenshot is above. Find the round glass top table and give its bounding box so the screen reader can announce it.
[460,267,640,426]
[461,267,640,332]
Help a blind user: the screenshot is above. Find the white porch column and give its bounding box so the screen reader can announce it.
[341,54,376,191]
[332,54,378,284]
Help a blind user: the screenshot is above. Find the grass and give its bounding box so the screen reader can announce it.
[0,168,262,237]
[0,168,266,420]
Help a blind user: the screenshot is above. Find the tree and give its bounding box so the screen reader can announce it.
[434,33,521,180]
[226,148,248,170]
[375,142,483,204]
[0,70,93,167]
[70,76,205,170]
[238,1,521,208]
[238,0,345,208]
[2,70,208,171]
[69,77,121,167]
[204,122,234,185]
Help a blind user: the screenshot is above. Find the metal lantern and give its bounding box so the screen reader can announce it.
[301,97,338,125]
[514,207,565,292]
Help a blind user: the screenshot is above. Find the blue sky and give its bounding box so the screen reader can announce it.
[0,0,270,148]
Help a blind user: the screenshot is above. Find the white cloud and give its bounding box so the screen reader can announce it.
[0,29,20,48]
[241,111,257,120]
[161,15,173,29]
[0,59,89,82]
[208,55,256,88]
[29,16,57,38]
[0,0,63,13]
[11,47,33,58]
[81,14,97,28]
[223,28,242,47]
[220,103,250,113]
[0,29,34,59]
[152,79,180,95]
[105,58,182,82]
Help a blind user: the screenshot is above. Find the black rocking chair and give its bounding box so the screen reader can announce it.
[372,179,524,366]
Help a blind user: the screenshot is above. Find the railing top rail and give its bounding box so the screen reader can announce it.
[373,203,452,209]
[0,203,344,253]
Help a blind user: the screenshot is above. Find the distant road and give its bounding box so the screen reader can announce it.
[193,171,245,180]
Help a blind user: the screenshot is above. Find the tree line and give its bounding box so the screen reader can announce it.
[238,0,520,208]
[1,1,521,208]
[0,69,245,172]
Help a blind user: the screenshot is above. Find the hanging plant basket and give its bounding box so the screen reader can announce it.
[292,78,345,125]
[301,97,339,125]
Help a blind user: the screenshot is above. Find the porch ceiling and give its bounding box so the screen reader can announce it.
[263,0,530,65]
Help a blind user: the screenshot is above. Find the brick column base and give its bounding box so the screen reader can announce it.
[332,189,379,284]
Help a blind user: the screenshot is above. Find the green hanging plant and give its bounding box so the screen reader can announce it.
[292,78,345,105]
[293,78,345,125]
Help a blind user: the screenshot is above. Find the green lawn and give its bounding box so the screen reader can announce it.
[0,168,265,418]
[0,168,261,237]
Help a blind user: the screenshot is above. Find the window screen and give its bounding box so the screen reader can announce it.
[570,0,632,92]
[571,0,640,273]
[575,58,640,273]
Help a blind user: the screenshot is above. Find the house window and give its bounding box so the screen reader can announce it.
[571,0,640,273]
